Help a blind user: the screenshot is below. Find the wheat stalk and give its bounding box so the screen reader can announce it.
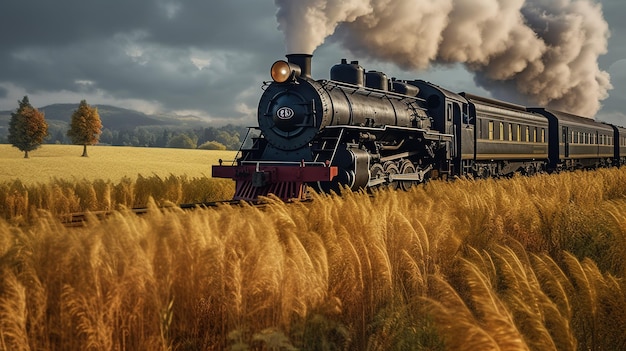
[0,269,29,351]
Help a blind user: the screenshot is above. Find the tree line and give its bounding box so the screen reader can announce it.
[3,96,246,157]
[94,125,247,150]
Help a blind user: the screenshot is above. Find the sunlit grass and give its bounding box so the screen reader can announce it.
[0,175,235,223]
[0,144,237,223]
[1,168,626,350]
[0,144,237,184]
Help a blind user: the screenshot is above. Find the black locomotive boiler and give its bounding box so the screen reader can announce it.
[212,54,626,201]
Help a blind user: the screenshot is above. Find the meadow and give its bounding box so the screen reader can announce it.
[1,164,626,350]
[0,144,237,222]
[0,144,238,184]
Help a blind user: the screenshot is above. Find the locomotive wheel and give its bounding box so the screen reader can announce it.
[383,161,399,190]
[369,163,385,189]
[399,160,417,191]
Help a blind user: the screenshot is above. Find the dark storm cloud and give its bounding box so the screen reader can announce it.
[0,1,276,50]
[0,0,285,123]
[0,0,624,126]
[599,0,626,59]
[593,0,626,125]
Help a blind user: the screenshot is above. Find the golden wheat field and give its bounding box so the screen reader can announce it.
[0,144,238,184]
[2,166,626,350]
[0,144,237,222]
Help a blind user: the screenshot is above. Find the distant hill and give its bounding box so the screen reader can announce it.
[0,103,211,134]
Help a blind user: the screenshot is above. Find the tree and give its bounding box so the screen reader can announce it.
[156,129,171,148]
[8,96,48,158]
[167,134,196,149]
[100,128,114,145]
[67,100,102,157]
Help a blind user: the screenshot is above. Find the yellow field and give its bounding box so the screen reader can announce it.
[0,144,238,184]
[1,169,626,350]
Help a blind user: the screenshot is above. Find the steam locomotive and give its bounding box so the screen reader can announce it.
[212,54,626,201]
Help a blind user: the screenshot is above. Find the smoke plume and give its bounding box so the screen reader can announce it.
[274,0,611,117]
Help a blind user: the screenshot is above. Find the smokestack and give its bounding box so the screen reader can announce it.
[286,54,312,78]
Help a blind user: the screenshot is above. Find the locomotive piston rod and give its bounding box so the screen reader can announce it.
[389,165,433,183]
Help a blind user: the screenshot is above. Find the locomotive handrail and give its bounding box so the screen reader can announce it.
[238,160,331,167]
[231,127,262,165]
[322,124,454,139]
[328,128,344,164]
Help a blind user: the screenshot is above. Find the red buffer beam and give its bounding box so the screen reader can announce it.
[212,162,339,201]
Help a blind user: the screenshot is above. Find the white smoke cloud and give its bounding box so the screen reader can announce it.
[274,0,612,117]
[274,0,373,54]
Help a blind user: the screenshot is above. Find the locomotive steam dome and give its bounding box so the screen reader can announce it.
[330,59,365,86]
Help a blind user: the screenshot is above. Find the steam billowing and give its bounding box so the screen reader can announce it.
[274,0,611,117]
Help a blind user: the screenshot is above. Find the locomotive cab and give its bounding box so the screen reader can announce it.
[410,80,470,178]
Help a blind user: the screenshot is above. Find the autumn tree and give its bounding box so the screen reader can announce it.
[67,100,102,157]
[8,96,49,158]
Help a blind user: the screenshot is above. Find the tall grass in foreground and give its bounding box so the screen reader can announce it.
[1,168,626,350]
[0,175,235,223]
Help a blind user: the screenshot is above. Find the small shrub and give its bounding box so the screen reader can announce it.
[198,141,227,150]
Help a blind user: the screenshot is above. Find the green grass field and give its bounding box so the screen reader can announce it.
[0,144,238,184]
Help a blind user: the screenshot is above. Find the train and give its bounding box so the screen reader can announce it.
[212,54,626,201]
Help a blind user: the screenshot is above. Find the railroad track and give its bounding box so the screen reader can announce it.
[60,200,247,227]
[59,198,309,227]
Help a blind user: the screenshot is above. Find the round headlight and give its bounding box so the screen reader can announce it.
[271,60,301,83]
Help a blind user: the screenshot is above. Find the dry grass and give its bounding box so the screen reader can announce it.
[1,168,626,350]
[0,144,237,184]
[0,144,237,224]
[0,175,235,224]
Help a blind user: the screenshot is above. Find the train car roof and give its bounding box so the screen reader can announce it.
[529,108,613,131]
[461,92,527,112]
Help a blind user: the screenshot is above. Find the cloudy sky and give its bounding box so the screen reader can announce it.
[0,0,625,126]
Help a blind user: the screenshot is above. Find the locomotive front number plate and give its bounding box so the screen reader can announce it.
[277,107,295,120]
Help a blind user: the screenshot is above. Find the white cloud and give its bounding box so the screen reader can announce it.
[159,1,181,19]
[74,80,95,87]
[190,57,212,70]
